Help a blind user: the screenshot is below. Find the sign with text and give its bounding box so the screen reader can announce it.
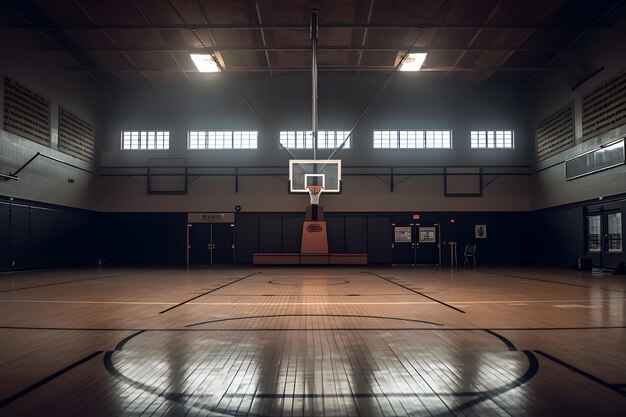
[188,213,235,223]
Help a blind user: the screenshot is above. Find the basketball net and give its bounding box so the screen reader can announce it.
[306,185,324,205]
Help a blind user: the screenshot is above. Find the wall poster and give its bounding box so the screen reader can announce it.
[394,227,412,243]
[475,224,487,239]
[419,227,436,243]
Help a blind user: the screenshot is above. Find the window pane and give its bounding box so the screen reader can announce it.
[587,215,601,252]
[608,212,622,252]
[188,131,257,149]
[376,130,449,149]
[121,131,169,150]
[279,130,349,149]
[471,130,514,149]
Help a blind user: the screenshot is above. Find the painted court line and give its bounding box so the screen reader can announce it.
[0,351,103,408]
[0,298,623,306]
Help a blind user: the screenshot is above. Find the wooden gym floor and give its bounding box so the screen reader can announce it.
[0,266,625,416]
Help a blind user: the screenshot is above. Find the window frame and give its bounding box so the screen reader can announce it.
[279,130,351,149]
[187,130,258,150]
[470,130,515,149]
[121,131,170,150]
[373,130,453,149]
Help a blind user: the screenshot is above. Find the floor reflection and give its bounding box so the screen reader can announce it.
[104,329,538,416]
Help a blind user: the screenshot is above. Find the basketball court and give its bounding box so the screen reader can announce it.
[1,1,626,416]
[1,267,625,415]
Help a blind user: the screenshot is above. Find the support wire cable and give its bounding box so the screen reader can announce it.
[323,33,425,166]
[208,53,296,160]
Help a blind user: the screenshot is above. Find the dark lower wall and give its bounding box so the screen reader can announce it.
[531,207,585,268]
[101,212,188,265]
[235,211,529,265]
[0,198,98,270]
[529,194,626,268]
[4,196,623,269]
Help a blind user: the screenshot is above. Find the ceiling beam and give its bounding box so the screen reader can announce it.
[44,46,581,53]
[527,0,625,85]
[68,66,557,73]
[13,23,612,31]
[254,0,273,76]
[140,0,192,86]
[356,0,375,67]
[444,0,504,80]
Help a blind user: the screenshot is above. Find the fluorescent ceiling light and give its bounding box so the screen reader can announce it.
[399,53,427,71]
[190,54,220,72]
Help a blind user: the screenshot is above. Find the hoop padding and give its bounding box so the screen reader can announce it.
[306,185,324,205]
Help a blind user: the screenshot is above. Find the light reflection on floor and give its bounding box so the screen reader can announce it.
[104,331,534,416]
[0,266,624,416]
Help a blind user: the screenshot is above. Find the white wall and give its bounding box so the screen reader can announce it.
[96,173,531,212]
[96,72,532,212]
[529,6,626,209]
[0,18,102,209]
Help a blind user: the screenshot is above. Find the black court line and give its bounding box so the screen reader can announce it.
[534,350,626,398]
[158,272,258,314]
[483,329,517,351]
[103,332,538,417]
[481,270,626,294]
[444,350,539,417]
[0,351,103,408]
[366,272,466,313]
[2,325,625,332]
[0,270,153,293]
[186,313,443,328]
[114,330,146,351]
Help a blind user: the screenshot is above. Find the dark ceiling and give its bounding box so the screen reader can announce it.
[3,0,625,86]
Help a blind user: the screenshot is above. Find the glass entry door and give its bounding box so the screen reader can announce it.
[586,211,622,268]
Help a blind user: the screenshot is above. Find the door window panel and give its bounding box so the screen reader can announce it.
[607,212,622,253]
[587,215,601,252]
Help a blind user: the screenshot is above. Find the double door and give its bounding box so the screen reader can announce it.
[586,210,622,268]
[188,223,235,265]
[391,223,440,265]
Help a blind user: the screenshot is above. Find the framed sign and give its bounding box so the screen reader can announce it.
[419,227,436,243]
[475,224,487,239]
[394,227,412,243]
[188,213,235,223]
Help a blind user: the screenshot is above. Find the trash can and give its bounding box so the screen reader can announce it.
[577,257,592,271]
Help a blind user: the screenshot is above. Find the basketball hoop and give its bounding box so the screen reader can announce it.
[306,185,324,205]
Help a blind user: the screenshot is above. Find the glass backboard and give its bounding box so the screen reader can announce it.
[289,160,342,193]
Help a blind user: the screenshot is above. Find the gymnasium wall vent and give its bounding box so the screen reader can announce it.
[58,106,95,161]
[3,77,51,146]
[536,102,574,161]
[582,69,626,139]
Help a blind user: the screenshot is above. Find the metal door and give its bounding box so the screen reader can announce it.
[188,223,235,265]
[415,223,441,265]
[188,223,211,265]
[211,223,235,265]
[391,223,417,265]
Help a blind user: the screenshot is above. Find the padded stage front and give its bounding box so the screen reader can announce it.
[253,253,367,265]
